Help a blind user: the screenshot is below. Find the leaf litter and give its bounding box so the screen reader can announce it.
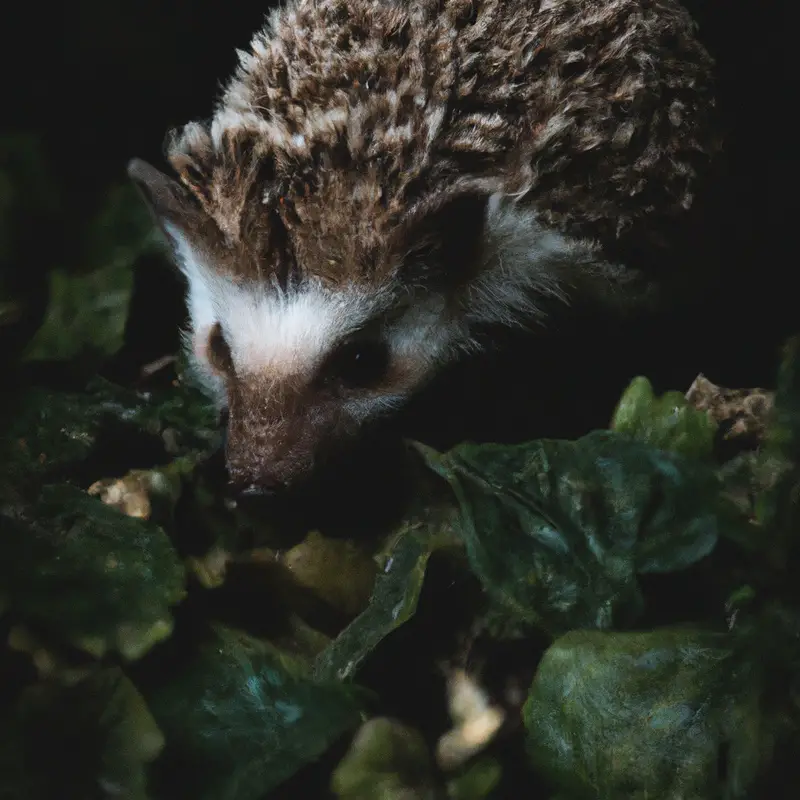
[3,157,800,798]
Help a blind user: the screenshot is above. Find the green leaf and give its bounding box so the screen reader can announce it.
[446,757,503,800]
[611,376,717,460]
[314,515,457,682]
[0,668,163,800]
[735,336,800,564]
[768,335,800,461]
[83,183,161,274]
[145,625,366,800]
[331,717,442,800]
[523,629,767,799]
[281,530,379,619]
[21,263,135,363]
[418,431,721,635]
[23,183,159,364]
[0,483,186,659]
[0,377,218,504]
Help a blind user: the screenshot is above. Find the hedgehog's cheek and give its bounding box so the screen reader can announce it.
[190,326,210,364]
[181,324,234,409]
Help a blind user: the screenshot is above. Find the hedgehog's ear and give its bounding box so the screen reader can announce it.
[397,189,489,289]
[127,158,218,272]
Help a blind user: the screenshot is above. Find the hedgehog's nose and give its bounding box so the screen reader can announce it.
[236,480,282,499]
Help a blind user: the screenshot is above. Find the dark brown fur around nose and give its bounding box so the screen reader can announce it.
[223,375,347,491]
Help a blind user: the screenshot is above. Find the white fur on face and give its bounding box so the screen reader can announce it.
[167,224,378,373]
[214,283,374,373]
[165,196,602,419]
[165,225,456,418]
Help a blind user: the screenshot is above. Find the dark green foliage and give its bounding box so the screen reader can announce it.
[524,629,766,799]
[330,718,504,800]
[314,516,459,682]
[418,432,721,635]
[755,338,800,546]
[145,627,366,800]
[0,668,163,800]
[331,717,441,800]
[0,137,161,369]
[611,376,718,459]
[3,161,800,798]
[0,484,185,660]
[3,338,800,798]
[1,376,218,504]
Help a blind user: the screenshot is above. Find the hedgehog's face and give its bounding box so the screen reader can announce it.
[127,159,483,493]
[182,265,458,493]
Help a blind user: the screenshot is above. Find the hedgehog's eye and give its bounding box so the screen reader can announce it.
[322,335,390,390]
[207,322,233,375]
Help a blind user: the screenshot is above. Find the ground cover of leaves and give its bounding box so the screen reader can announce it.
[2,141,800,799]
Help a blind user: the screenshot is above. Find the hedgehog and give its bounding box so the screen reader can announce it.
[128,0,718,495]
